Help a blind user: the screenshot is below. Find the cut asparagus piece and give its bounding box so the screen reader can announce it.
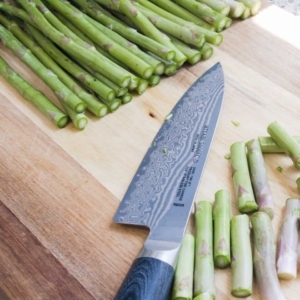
[194,201,215,299]
[258,136,300,153]
[230,141,258,213]
[172,233,195,300]
[149,0,215,30]
[220,0,245,18]
[133,3,206,48]
[199,43,213,60]
[277,198,300,280]
[173,0,227,32]
[251,212,287,300]
[13,0,131,87]
[196,0,230,15]
[0,14,107,118]
[45,0,154,79]
[0,55,68,128]
[213,190,231,268]
[0,23,87,113]
[72,0,176,61]
[94,0,187,66]
[120,93,132,104]
[26,24,116,102]
[240,6,251,19]
[148,74,160,86]
[223,16,232,30]
[136,0,223,45]
[230,214,252,298]
[168,35,201,65]
[247,139,275,219]
[267,121,300,170]
[235,0,261,15]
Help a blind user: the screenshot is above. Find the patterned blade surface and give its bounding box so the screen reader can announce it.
[114,63,224,246]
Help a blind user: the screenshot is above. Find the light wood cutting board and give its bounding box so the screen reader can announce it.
[0,1,300,299]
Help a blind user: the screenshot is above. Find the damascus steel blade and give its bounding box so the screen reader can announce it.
[114,63,224,249]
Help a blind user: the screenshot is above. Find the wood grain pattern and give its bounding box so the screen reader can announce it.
[0,1,300,299]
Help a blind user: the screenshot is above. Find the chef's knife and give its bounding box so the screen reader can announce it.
[114,62,224,300]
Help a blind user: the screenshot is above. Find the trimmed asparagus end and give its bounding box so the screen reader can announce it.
[108,90,116,102]
[188,53,202,65]
[296,178,300,192]
[148,75,161,86]
[153,62,165,75]
[240,7,251,19]
[56,115,69,128]
[120,75,131,88]
[193,292,214,300]
[214,255,231,269]
[231,288,252,298]
[121,93,132,104]
[142,66,154,79]
[75,115,88,130]
[165,50,176,61]
[239,200,258,213]
[74,102,87,113]
[136,79,149,94]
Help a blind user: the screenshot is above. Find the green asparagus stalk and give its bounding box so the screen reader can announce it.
[120,93,132,104]
[230,141,258,213]
[0,55,68,128]
[148,53,178,76]
[148,74,160,86]
[199,43,213,60]
[0,14,108,118]
[240,6,251,19]
[267,121,300,170]
[98,96,121,112]
[196,0,230,15]
[12,0,131,87]
[133,3,206,48]
[219,0,245,18]
[172,233,195,300]
[251,212,286,300]
[247,139,275,219]
[82,13,165,75]
[223,16,232,30]
[235,0,261,15]
[194,201,215,299]
[72,0,176,61]
[230,214,252,297]
[94,0,187,66]
[148,0,214,30]
[44,0,154,79]
[297,178,300,192]
[0,23,87,113]
[168,35,201,64]
[172,0,227,32]
[258,136,300,153]
[26,24,116,102]
[136,0,223,45]
[276,198,300,280]
[59,100,88,130]
[213,190,231,268]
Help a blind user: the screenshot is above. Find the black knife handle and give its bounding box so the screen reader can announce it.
[114,257,174,300]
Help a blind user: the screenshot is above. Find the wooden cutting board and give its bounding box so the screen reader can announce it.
[0,2,300,299]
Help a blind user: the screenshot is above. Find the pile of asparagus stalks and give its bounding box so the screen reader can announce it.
[172,121,300,300]
[0,0,261,130]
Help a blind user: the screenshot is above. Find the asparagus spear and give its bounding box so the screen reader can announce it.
[196,0,230,15]
[277,198,300,280]
[219,0,245,18]
[251,212,287,300]
[11,0,131,87]
[230,141,258,213]
[168,35,202,65]
[148,74,160,86]
[230,214,252,298]
[71,0,176,61]
[44,0,154,79]
[120,93,132,104]
[199,43,213,60]
[148,0,214,30]
[194,201,215,299]
[172,233,195,300]
[136,0,223,45]
[247,139,275,219]
[94,0,188,66]
[26,24,116,103]
[267,121,300,170]
[0,14,108,118]
[213,190,231,269]
[258,135,300,153]
[240,6,250,19]
[0,55,68,128]
[172,0,227,32]
[133,3,206,48]
[235,0,261,15]
[0,24,87,114]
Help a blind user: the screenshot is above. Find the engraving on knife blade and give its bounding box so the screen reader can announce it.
[115,64,224,228]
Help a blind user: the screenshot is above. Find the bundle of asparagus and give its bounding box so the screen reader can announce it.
[0,0,262,129]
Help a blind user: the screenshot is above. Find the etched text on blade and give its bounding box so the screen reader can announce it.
[116,64,224,226]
